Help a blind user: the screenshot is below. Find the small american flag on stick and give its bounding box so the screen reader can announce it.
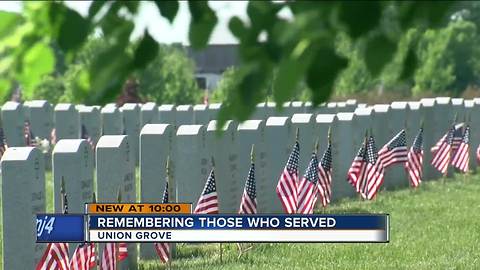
[347,133,368,193]
[36,179,70,270]
[24,120,36,146]
[155,158,171,263]
[405,127,424,188]
[451,125,470,173]
[194,158,219,214]
[431,125,455,175]
[100,243,116,270]
[70,243,96,270]
[297,145,319,214]
[378,129,408,168]
[116,190,128,262]
[476,144,480,165]
[276,130,300,214]
[239,145,257,214]
[81,125,95,150]
[317,131,333,208]
[431,123,463,154]
[363,134,385,200]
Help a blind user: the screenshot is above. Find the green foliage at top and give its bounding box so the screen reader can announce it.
[136,45,201,105]
[0,1,471,127]
[25,37,200,105]
[414,20,480,96]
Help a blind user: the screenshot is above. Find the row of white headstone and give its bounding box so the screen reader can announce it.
[0,100,359,165]
[1,96,479,269]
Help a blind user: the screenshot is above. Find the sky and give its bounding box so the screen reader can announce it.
[0,1,256,45]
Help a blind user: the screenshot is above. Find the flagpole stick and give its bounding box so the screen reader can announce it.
[116,189,122,270]
[92,192,100,269]
[211,157,223,264]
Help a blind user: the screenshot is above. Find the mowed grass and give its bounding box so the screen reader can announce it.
[140,174,480,270]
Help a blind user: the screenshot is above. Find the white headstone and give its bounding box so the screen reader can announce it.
[175,125,210,207]
[1,147,45,269]
[96,135,136,269]
[140,102,158,127]
[53,140,93,213]
[353,107,374,148]
[23,100,53,140]
[122,103,141,165]
[193,104,209,124]
[291,114,315,171]
[139,124,175,259]
[54,103,80,140]
[332,113,357,199]
[237,120,267,212]
[101,105,123,135]
[419,98,437,180]
[451,98,465,121]
[206,120,238,213]
[78,105,101,145]
[1,101,25,146]
[175,105,193,126]
[158,104,176,126]
[264,117,293,213]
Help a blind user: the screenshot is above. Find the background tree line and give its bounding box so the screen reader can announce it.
[2,1,480,120]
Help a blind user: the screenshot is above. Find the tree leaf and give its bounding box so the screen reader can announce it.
[229,16,247,39]
[49,3,90,52]
[87,45,132,105]
[19,42,55,94]
[88,0,107,19]
[400,46,418,80]
[188,1,217,49]
[154,1,179,23]
[365,34,397,76]
[273,39,312,105]
[306,46,348,105]
[133,31,159,69]
[338,2,382,39]
[0,11,20,39]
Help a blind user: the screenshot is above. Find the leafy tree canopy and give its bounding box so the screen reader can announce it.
[0,1,470,127]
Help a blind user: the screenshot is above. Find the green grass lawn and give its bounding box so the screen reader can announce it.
[140,174,480,270]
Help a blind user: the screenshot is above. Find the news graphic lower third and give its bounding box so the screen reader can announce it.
[37,203,389,243]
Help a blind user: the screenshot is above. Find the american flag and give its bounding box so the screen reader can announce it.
[24,120,36,146]
[405,127,424,188]
[297,152,319,214]
[477,144,480,165]
[431,123,463,154]
[154,181,171,263]
[451,123,464,153]
[36,188,70,270]
[451,125,470,173]
[194,168,219,214]
[35,243,70,270]
[239,161,257,214]
[81,125,95,149]
[70,243,96,270]
[317,141,333,207]
[431,125,455,174]
[347,136,367,193]
[363,135,385,200]
[100,243,116,270]
[117,243,128,261]
[276,141,299,214]
[51,128,57,145]
[0,127,7,159]
[378,130,408,168]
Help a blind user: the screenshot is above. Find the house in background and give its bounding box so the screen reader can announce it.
[184,44,239,91]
